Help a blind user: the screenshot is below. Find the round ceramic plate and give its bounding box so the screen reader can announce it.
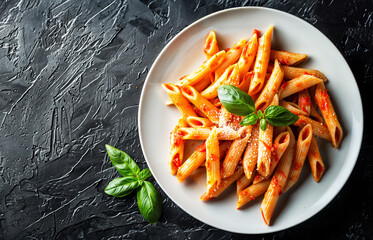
[138,7,363,234]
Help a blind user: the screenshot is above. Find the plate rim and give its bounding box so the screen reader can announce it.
[138,6,364,234]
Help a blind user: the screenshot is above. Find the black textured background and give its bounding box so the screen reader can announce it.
[0,0,372,239]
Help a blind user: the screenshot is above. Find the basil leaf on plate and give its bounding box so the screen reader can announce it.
[217,85,256,116]
[240,113,259,126]
[264,105,299,127]
[104,176,139,197]
[260,118,267,131]
[105,144,140,177]
[137,181,163,224]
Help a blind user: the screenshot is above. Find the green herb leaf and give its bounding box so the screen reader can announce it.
[217,85,256,116]
[264,105,299,127]
[257,110,264,119]
[240,113,259,126]
[260,118,267,131]
[104,176,139,197]
[138,168,152,183]
[105,144,140,177]
[137,181,163,224]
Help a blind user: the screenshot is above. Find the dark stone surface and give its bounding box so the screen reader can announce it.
[0,0,372,239]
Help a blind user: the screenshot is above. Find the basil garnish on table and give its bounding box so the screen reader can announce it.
[105,144,162,224]
[217,85,298,130]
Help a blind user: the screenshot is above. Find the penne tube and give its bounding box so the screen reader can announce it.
[186,116,214,128]
[249,25,273,95]
[237,31,259,79]
[307,135,325,182]
[273,126,286,138]
[238,71,252,92]
[214,39,246,79]
[261,127,296,225]
[298,89,311,116]
[177,142,206,182]
[200,166,244,201]
[253,130,290,185]
[237,173,254,197]
[310,100,324,123]
[177,127,240,140]
[201,64,238,99]
[315,82,343,148]
[181,85,220,123]
[294,115,331,142]
[209,97,222,108]
[279,75,323,99]
[169,118,188,175]
[267,64,327,82]
[218,106,242,130]
[176,50,226,86]
[206,127,221,190]
[242,124,259,180]
[204,30,219,59]
[280,100,308,116]
[221,126,252,178]
[237,179,271,209]
[255,59,284,110]
[283,124,313,192]
[165,75,212,106]
[162,83,198,120]
[257,95,278,178]
[270,50,307,66]
[193,75,212,92]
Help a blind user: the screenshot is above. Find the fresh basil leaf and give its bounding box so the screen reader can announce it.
[260,118,267,131]
[217,85,256,116]
[105,144,140,177]
[137,181,162,224]
[104,176,139,197]
[240,113,259,126]
[138,168,152,182]
[257,110,264,119]
[264,105,299,127]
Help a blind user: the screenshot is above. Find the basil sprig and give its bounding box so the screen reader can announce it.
[217,85,298,131]
[105,145,162,224]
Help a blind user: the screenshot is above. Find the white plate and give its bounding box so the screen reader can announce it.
[138,7,363,234]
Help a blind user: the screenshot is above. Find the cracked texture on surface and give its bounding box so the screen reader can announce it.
[0,0,372,239]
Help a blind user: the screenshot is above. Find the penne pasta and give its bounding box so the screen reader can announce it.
[237,31,259,79]
[181,85,220,123]
[177,127,240,140]
[169,118,188,175]
[307,135,325,182]
[315,82,343,148]
[200,166,244,201]
[270,50,307,66]
[255,59,284,110]
[176,50,226,86]
[294,115,331,142]
[206,127,221,190]
[237,173,254,197]
[214,39,246,79]
[204,30,219,59]
[283,124,313,192]
[298,89,311,116]
[186,116,214,128]
[201,64,238,99]
[177,142,206,182]
[221,126,252,178]
[249,25,273,96]
[242,124,259,180]
[237,179,271,209]
[261,127,296,225]
[162,83,198,119]
[257,95,278,178]
[279,75,323,99]
[267,64,327,82]
[279,100,308,116]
